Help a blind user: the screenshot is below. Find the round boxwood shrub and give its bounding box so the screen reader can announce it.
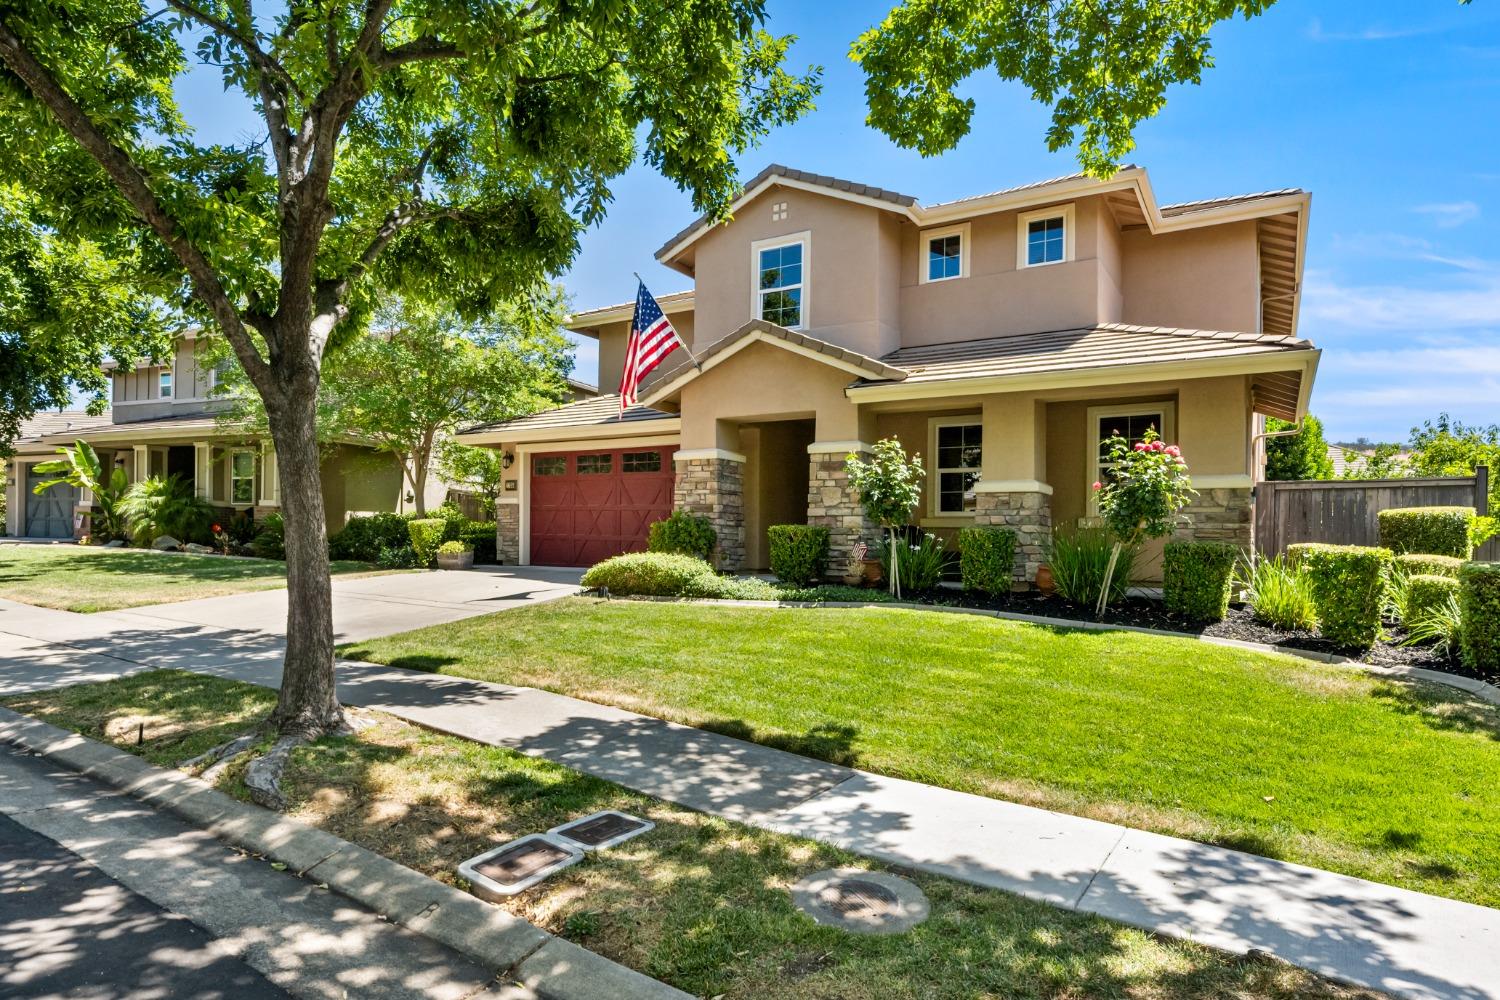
[647,510,717,563]
[957,526,1017,594]
[407,517,446,568]
[767,524,830,585]
[1162,540,1240,621]
[330,512,412,561]
[1405,573,1460,625]
[580,552,717,597]
[1296,543,1392,649]
[1459,562,1500,677]
[1377,506,1474,559]
[1393,552,1464,579]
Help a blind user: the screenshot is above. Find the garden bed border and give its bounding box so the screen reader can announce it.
[619,595,1500,708]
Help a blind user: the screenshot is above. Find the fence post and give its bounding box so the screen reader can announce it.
[1477,465,1490,517]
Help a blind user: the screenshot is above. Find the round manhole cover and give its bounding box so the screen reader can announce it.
[791,869,928,935]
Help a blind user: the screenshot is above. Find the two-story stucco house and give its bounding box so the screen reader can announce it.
[5,331,414,540]
[458,164,1320,581]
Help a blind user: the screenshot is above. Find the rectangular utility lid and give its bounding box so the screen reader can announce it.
[458,835,582,899]
[548,810,654,851]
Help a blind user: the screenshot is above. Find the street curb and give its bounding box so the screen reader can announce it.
[625,596,1500,707]
[0,706,690,1000]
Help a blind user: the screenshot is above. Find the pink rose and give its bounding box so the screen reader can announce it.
[1134,442,1147,452]
[1091,481,1102,491]
[1165,445,1180,457]
[1149,440,1164,452]
[1175,456,1186,465]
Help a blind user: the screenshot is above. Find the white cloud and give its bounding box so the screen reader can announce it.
[1302,268,1500,330]
[1306,17,1447,42]
[1328,231,1489,271]
[1412,201,1481,228]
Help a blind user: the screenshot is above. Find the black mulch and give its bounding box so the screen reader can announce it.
[864,587,1493,684]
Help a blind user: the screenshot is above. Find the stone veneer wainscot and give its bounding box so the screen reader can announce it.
[674,454,745,571]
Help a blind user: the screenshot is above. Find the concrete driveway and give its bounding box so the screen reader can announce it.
[103,565,583,644]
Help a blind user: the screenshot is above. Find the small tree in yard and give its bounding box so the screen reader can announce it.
[845,439,924,599]
[1265,415,1333,481]
[1092,428,1195,615]
[436,442,505,519]
[0,1,818,807]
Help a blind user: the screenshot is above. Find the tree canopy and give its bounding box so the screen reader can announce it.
[1264,415,1333,482]
[854,0,1275,176]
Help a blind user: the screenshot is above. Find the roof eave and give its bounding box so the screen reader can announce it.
[455,415,682,447]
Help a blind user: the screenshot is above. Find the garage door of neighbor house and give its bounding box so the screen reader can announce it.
[24,466,78,539]
[529,445,676,566]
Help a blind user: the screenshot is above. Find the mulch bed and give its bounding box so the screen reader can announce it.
[849,587,1492,684]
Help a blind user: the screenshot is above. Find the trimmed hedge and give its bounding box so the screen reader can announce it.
[1406,573,1460,625]
[459,521,498,564]
[1295,543,1392,649]
[581,552,717,596]
[1162,541,1240,622]
[1393,553,1464,579]
[330,512,411,561]
[957,526,1017,594]
[407,518,446,568]
[1377,506,1474,559]
[647,510,717,563]
[767,524,830,585]
[1459,562,1500,676]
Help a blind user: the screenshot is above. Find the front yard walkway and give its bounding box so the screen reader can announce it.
[0,596,1494,999]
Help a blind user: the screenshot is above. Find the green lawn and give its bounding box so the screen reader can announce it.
[342,598,1500,909]
[0,545,387,612]
[1,670,1378,1000]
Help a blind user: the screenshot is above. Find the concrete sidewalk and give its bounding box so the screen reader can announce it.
[1,600,1497,999]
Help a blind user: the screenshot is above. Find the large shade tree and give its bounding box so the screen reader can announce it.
[0,0,818,803]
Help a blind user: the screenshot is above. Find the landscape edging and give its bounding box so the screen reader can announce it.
[622,595,1500,707]
[0,706,689,1000]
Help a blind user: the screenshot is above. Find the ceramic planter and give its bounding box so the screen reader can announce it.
[1035,563,1055,596]
[437,550,475,571]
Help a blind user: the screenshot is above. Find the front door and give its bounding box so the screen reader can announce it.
[24,466,78,539]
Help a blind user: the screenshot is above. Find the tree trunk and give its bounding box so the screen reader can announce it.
[411,447,430,516]
[264,379,342,736]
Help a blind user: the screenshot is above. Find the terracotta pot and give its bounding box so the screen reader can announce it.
[1035,563,1056,596]
[437,550,475,571]
[861,558,884,585]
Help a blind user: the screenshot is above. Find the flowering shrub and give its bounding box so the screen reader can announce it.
[1091,427,1195,613]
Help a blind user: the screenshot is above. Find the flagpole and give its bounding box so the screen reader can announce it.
[634,272,701,370]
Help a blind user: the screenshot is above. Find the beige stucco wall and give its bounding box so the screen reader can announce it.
[677,341,871,450]
[592,311,697,397]
[688,186,903,359]
[1120,221,1260,332]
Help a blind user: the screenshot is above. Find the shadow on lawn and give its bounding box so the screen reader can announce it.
[698,719,860,768]
[1368,680,1500,741]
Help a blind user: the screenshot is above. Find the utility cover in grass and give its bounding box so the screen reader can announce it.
[791,869,929,935]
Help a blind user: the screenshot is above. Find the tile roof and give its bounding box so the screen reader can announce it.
[655,164,917,259]
[859,323,1315,386]
[461,394,675,436]
[922,169,1112,210]
[15,410,114,443]
[648,319,909,391]
[1159,189,1304,216]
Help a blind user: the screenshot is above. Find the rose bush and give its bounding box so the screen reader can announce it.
[1092,428,1196,613]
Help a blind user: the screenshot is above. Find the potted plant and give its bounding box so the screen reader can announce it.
[436,540,475,570]
[842,541,868,586]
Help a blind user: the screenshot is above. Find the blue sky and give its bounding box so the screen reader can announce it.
[173,2,1500,443]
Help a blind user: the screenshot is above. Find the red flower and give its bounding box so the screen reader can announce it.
[1149,440,1164,452]
[1092,481,1102,491]
[211,523,222,533]
[1165,445,1181,457]
[1134,442,1148,452]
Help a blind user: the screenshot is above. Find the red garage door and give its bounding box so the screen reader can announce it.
[529,446,676,566]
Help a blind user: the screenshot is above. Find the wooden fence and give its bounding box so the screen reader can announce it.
[1254,466,1496,560]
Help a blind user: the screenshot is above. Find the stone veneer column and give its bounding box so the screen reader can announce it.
[674,451,745,572]
[973,487,1052,588]
[806,446,879,580]
[1174,484,1253,549]
[495,499,520,565]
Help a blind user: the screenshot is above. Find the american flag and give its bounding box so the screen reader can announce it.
[620,281,683,413]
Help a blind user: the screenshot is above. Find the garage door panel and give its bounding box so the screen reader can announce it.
[529,445,675,566]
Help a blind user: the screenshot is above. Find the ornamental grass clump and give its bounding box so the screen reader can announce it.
[1236,553,1317,632]
[1162,541,1239,622]
[1045,526,1135,607]
[845,439,925,598]
[1291,543,1392,650]
[1091,427,1195,615]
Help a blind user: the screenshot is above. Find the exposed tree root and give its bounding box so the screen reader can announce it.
[178,730,264,774]
[243,730,319,811]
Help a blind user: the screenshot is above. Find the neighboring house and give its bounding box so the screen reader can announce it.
[459,163,1321,581]
[5,331,412,540]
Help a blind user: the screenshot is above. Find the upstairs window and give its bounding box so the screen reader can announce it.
[753,234,807,329]
[931,418,983,515]
[158,369,173,398]
[920,223,970,284]
[1018,204,1074,268]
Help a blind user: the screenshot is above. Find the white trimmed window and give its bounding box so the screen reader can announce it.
[751,232,809,329]
[929,416,983,516]
[210,359,233,388]
[1087,401,1176,508]
[920,222,970,284]
[230,449,256,505]
[1017,204,1075,268]
[158,368,173,398]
